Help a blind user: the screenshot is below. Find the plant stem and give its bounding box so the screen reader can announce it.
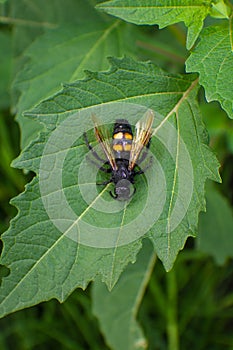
[166,269,179,350]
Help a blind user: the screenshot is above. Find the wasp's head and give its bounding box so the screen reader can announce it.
[111,179,134,201]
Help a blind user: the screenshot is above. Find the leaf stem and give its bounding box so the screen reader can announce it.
[133,250,157,317]
[0,16,57,28]
[166,269,179,350]
[136,40,186,64]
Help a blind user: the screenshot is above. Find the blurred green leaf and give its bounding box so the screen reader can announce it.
[227,127,233,153]
[0,111,26,229]
[14,20,136,148]
[0,32,12,109]
[1,0,108,147]
[92,240,156,350]
[0,288,108,350]
[186,19,233,119]
[2,0,101,56]
[1,0,94,95]
[96,0,213,49]
[198,182,233,265]
[0,114,25,191]
[200,100,233,160]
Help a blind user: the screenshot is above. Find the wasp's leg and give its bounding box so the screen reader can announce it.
[86,155,112,173]
[99,166,112,173]
[96,179,112,186]
[83,132,106,163]
[134,169,144,176]
[134,156,153,175]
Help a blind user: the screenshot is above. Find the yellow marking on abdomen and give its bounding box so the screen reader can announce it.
[124,144,132,151]
[113,132,123,139]
[124,132,133,140]
[113,144,123,151]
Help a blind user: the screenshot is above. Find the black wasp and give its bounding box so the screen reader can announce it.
[84,110,154,201]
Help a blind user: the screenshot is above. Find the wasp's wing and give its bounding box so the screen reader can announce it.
[129,110,154,171]
[91,114,117,171]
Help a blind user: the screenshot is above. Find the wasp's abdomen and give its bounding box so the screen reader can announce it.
[113,131,133,160]
[112,120,133,158]
[113,131,132,150]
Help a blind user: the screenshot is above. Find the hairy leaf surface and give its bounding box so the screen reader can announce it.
[186,19,233,118]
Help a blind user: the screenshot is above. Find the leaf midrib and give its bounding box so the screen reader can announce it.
[27,91,183,118]
[98,5,208,10]
[71,20,121,81]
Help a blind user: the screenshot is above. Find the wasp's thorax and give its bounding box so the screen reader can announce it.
[112,159,134,181]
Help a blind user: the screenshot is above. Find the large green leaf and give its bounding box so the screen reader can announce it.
[92,240,156,350]
[198,182,233,265]
[0,57,220,318]
[186,19,233,119]
[96,0,213,49]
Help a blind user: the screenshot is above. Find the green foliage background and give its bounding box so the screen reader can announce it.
[0,0,233,349]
